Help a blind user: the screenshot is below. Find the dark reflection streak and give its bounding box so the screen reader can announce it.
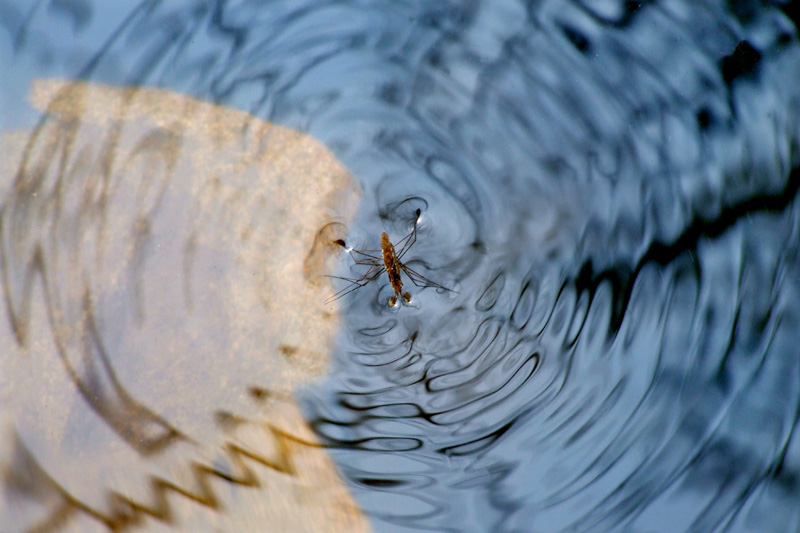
[13,3,42,51]
[656,257,701,401]
[596,422,775,532]
[565,286,591,349]
[644,167,800,261]
[569,276,681,511]
[89,104,123,272]
[338,383,423,412]
[720,40,762,87]
[349,340,416,368]
[337,352,538,427]
[1,115,74,349]
[1,95,187,457]
[129,215,151,323]
[536,280,586,348]
[749,308,785,383]
[70,2,153,80]
[577,164,800,335]
[628,267,680,405]
[378,127,484,241]
[378,346,416,369]
[5,417,321,531]
[48,0,92,32]
[182,232,197,311]
[307,423,424,451]
[553,342,578,406]
[530,281,571,338]
[209,1,247,51]
[592,1,644,27]
[166,8,220,89]
[94,113,130,309]
[588,328,790,531]
[475,272,504,311]
[422,154,484,237]
[358,465,452,530]
[565,378,625,447]
[67,287,185,454]
[397,351,422,372]
[533,389,646,521]
[356,477,405,488]
[0,3,24,50]
[124,129,181,325]
[9,120,73,259]
[270,39,359,111]
[338,400,423,419]
[358,319,397,337]
[437,419,513,457]
[0,221,39,345]
[225,3,326,107]
[52,119,80,248]
[430,345,505,395]
[510,279,536,330]
[580,268,696,506]
[4,434,119,532]
[573,263,628,338]
[375,499,451,530]
[425,318,504,388]
[720,260,783,393]
[771,398,800,490]
[559,23,591,55]
[713,246,744,391]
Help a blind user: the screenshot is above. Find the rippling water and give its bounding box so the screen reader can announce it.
[2,1,800,531]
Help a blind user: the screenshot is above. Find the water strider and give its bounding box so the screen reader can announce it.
[6,3,799,531]
[326,209,452,306]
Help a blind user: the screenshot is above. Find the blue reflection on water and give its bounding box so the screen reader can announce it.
[2,0,800,531]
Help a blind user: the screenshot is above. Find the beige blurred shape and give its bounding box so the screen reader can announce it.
[0,79,365,531]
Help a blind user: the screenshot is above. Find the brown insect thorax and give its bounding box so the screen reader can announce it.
[381,232,411,306]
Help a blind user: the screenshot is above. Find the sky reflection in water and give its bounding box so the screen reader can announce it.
[2,1,800,531]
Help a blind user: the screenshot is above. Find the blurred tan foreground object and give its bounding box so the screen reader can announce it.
[0,79,365,531]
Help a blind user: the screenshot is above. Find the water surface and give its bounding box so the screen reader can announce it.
[2,1,800,531]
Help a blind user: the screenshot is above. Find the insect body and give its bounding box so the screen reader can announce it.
[326,210,451,306]
[380,232,411,306]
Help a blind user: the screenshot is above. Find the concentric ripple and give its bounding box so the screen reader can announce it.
[2,1,800,532]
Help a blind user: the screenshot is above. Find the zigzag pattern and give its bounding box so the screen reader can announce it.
[5,406,341,531]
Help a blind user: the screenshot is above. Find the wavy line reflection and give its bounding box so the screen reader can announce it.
[0,80,364,531]
[2,0,800,532]
[3,393,359,531]
[312,199,800,531]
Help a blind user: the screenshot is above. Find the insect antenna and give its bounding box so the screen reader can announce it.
[324,238,386,304]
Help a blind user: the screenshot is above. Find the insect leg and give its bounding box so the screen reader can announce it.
[399,263,453,292]
[325,266,386,303]
[395,209,422,259]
